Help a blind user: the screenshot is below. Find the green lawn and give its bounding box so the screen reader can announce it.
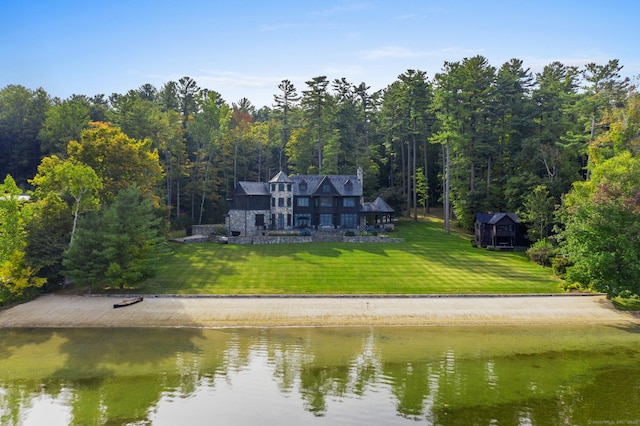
[138,216,563,295]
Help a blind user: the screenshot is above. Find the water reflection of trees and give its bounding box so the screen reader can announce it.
[1,326,640,424]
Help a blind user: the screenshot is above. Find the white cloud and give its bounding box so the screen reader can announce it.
[359,46,428,60]
[359,45,481,61]
[515,55,611,74]
[190,71,281,89]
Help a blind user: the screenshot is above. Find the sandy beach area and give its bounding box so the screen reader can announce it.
[0,293,638,328]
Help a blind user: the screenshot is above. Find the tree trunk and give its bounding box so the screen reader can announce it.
[191,182,196,222]
[198,151,214,225]
[400,138,405,201]
[257,138,262,180]
[412,134,417,222]
[176,179,181,222]
[70,197,81,247]
[470,159,475,193]
[317,127,322,174]
[423,137,429,215]
[406,141,411,216]
[166,154,173,221]
[486,155,491,196]
[586,113,596,180]
[234,143,238,188]
[444,140,451,234]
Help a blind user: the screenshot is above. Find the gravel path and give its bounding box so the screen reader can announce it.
[0,294,638,328]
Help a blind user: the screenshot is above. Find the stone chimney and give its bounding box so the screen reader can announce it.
[357,167,363,187]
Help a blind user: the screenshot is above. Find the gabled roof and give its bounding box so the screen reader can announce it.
[475,212,519,224]
[269,171,293,183]
[232,181,270,196]
[361,197,395,213]
[291,174,362,196]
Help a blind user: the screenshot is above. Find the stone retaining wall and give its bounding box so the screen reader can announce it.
[191,225,221,236]
[344,236,405,243]
[253,236,312,244]
[228,235,405,245]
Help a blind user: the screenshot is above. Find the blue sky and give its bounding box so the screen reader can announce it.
[2,1,639,108]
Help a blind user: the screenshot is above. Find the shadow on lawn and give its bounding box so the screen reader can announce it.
[256,219,556,290]
[147,217,559,293]
[146,242,247,291]
[252,242,394,260]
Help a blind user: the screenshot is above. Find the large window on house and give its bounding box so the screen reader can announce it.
[294,214,310,228]
[341,214,358,228]
[343,197,356,207]
[319,214,333,227]
[319,197,333,207]
[278,183,284,191]
[255,214,265,227]
[297,197,309,207]
[278,197,285,207]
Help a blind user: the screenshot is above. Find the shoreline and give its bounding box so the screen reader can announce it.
[0,293,638,328]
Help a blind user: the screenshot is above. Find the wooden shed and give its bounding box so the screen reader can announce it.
[475,213,523,249]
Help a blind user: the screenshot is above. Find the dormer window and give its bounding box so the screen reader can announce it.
[344,179,353,192]
[299,180,307,192]
[322,183,330,192]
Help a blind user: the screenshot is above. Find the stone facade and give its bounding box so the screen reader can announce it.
[227,209,271,236]
[226,169,394,237]
[227,234,405,245]
[269,171,294,231]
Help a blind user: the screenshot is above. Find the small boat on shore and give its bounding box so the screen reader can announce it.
[113,296,144,309]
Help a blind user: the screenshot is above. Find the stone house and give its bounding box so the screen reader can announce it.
[226,168,394,236]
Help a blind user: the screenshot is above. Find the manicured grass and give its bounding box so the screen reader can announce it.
[611,296,640,311]
[138,216,563,295]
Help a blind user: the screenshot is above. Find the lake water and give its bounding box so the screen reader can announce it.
[1,325,640,425]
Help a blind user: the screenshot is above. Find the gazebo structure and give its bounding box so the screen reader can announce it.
[361,197,395,231]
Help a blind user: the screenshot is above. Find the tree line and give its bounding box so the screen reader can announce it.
[1,55,639,301]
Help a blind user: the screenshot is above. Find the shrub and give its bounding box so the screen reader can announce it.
[561,280,587,292]
[612,293,640,310]
[299,228,311,236]
[344,230,356,237]
[209,224,228,236]
[551,255,572,278]
[526,238,554,267]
